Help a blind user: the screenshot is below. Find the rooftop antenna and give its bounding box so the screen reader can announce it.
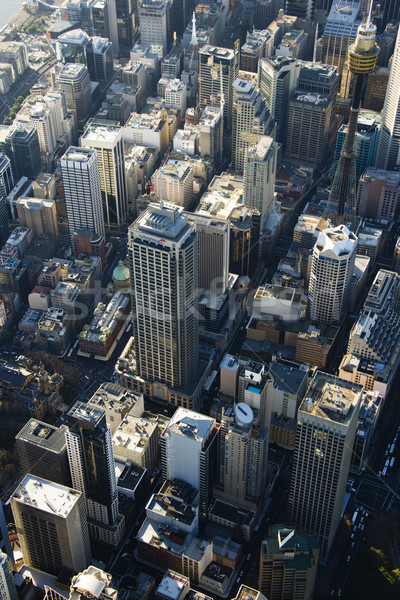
[367,0,373,26]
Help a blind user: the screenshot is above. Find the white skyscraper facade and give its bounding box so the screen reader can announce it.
[308,224,357,325]
[376,27,400,170]
[139,0,172,56]
[160,407,218,512]
[243,136,277,221]
[128,203,198,389]
[81,122,128,229]
[61,146,105,242]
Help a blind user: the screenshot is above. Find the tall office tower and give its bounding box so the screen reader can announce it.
[86,37,114,86]
[198,45,240,133]
[318,1,361,74]
[152,159,194,208]
[63,401,125,546]
[81,122,128,229]
[14,91,75,168]
[161,407,218,513]
[232,78,275,173]
[56,63,92,132]
[198,106,223,167]
[324,10,380,229]
[258,56,300,144]
[116,0,140,56]
[186,214,230,293]
[139,0,173,57]
[308,224,357,325]
[56,28,91,65]
[0,153,13,246]
[16,197,58,239]
[61,147,105,242]
[285,0,314,19]
[1,126,41,180]
[258,525,319,600]
[382,0,400,32]
[243,136,277,222]
[332,113,380,183]
[11,474,91,575]
[376,28,400,170]
[217,403,268,510]
[129,203,198,389]
[289,373,363,561]
[357,167,400,220]
[0,552,17,600]
[15,419,71,486]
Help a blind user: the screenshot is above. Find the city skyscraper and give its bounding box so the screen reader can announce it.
[56,63,92,132]
[0,153,13,246]
[243,136,277,221]
[0,552,17,600]
[11,474,92,575]
[308,224,357,325]
[161,407,218,513]
[128,203,198,389]
[198,44,240,133]
[232,78,275,173]
[61,146,105,242]
[258,56,299,144]
[0,125,41,181]
[376,26,400,170]
[289,373,363,561]
[81,121,128,229]
[139,0,173,56]
[63,401,125,547]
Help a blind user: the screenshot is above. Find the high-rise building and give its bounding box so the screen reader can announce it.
[186,214,230,293]
[63,401,125,547]
[289,372,363,561]
[139,0,173,56]
[152,159,194,209]
[0,153,13,245]
[198,45,240,133]
[0,552,17,600]
[285,0,314,19]
[116,0,140,56]
[0,125,41,180]
[56,63,92,131]
[356,167,400,220]
[161,407,218,513]
[382,0,400,32]
[232,78,275,173]
[258,56,300,144]
[332,113,380,184]
[243,136,277,222]
[15,419,71,486]
[318,1,361,74]
[216,403,268,510]
[16,197,59,239]
[61,146,105,242]
[258,525,319,600]
[198,106,223,167]
[56,28,92,65]
[81,122,128,229]
[11,474,92,575]
[376,27,400,170]
[128,203,198,389]
[86,37,114,85]
[308,224,357,325]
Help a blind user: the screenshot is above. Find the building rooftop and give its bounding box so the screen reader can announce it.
[12,474,81,517]
[58,28,90,45]
[315,224,357,256]
[165,407,215,445]
[300,372,363,425]
[293,91,329,106]
[269,362,307,396]
[67,400,105,427]
[82,122,121,143]
[113,414,157,455]
[200,45,236,60]
[16,419,66,452]
[79,292,129,344]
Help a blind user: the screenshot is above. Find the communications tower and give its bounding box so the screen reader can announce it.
[322,3,379,230]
